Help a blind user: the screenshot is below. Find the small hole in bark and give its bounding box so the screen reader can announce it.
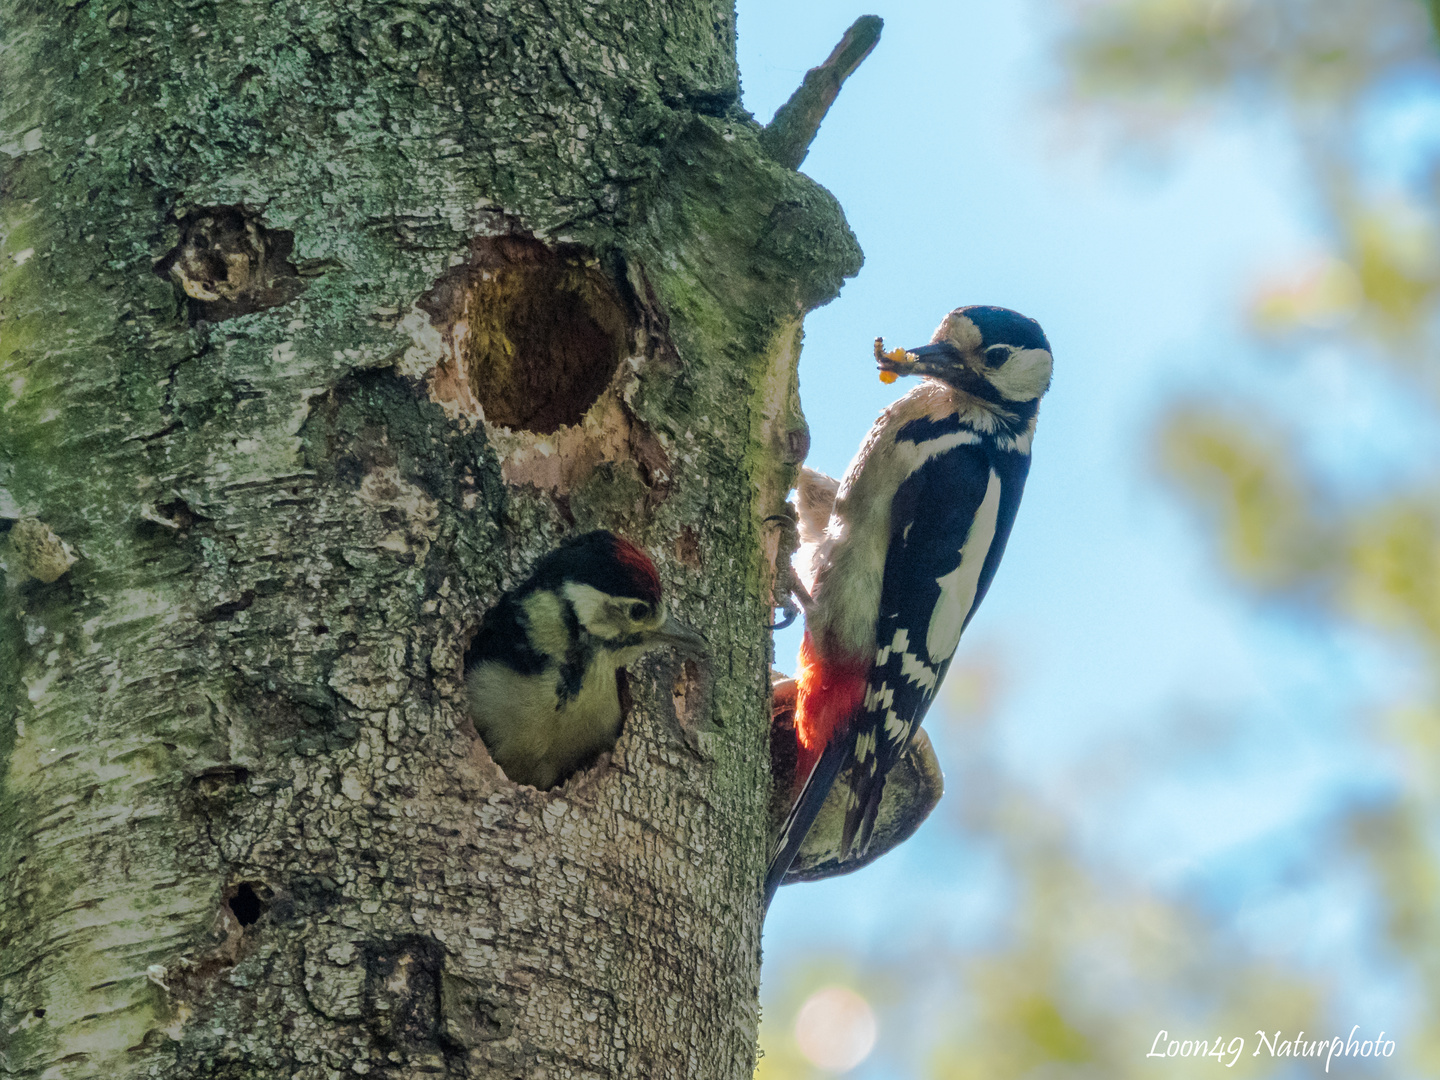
[32,1009,45,1019]
[418,235,632,434]
[199,589,256,624]
[229,882,265,926]
[187,765,251,806]
[313,624,329,635]
[154,497,202,530]
[153,206,304,324]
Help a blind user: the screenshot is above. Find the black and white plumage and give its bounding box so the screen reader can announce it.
[769,674,945,885]
[766,305,1053,907]
[465,531,705,791]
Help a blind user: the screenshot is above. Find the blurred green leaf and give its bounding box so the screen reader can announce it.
[1157,408,1333,590]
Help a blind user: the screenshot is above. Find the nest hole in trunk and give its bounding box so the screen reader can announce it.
[421,235,633,434]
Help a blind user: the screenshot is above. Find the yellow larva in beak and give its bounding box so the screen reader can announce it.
[874,338,910,384]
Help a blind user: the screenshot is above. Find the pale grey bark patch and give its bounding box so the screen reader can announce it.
[2,518,78,584]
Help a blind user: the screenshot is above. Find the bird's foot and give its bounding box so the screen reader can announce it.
[764,508,810,630]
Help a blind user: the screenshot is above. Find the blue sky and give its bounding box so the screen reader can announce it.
[737,0,1422,1070]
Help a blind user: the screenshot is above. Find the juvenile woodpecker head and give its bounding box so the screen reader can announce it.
[876,304,1053,409]
[524,530,704,659]
[465,531,704,790]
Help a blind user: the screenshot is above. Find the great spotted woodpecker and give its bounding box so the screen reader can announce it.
[465,530,705,790]
[766,305,1054,906]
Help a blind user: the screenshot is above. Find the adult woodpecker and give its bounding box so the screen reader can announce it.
[465,530,705,790]
[766,305,1053,907]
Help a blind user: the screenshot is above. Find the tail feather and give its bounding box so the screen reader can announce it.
[763,734,852,910]
[767,636,869,912]
[843,768,888,859]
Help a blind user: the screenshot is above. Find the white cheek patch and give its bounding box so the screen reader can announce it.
[989,347,1053,402]
[562,582,605,623]
[926,469,1002,661]
[937,312,982,352]
[561,582,624,640]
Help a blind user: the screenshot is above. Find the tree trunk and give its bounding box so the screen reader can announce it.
[0,2,861,1077]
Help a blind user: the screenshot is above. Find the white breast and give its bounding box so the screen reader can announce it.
[468,659,622,790]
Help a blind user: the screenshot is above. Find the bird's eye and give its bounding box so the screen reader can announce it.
[629,602,651,621]
[984,345,1011,367]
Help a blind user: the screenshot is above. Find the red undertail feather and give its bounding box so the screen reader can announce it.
[794,632,869,782]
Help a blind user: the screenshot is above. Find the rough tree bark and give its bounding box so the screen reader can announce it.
[0,1,865,1078]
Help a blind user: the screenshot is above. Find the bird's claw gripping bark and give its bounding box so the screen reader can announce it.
[764,510,811,630]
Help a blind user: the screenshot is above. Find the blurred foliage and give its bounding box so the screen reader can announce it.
[1063,0,1436,105]
[760,1,1440,1076]
[1067,4,1440,1069]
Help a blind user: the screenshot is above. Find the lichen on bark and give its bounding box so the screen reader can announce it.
[0,2,862,1078]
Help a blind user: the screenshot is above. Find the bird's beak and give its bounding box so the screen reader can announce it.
[878,340,966,381]
[653,616,708,656]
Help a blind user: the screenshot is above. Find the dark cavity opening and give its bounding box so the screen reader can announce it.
[420,235,632,434]
[229,882,265,926]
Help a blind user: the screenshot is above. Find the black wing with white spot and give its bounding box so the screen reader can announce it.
[842,437,1031,854]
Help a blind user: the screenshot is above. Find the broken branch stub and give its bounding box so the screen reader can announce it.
[760,15,884,170]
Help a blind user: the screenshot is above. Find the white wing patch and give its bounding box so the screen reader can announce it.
[876,626,940,693]
[864,681,894,713]
[899,648,939,693]
[926,468,1003,662]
